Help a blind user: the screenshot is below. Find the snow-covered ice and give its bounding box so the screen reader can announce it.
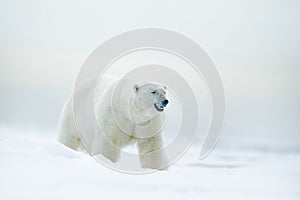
[1,127,300,200]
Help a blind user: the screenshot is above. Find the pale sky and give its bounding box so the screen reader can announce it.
[0,0,299,141]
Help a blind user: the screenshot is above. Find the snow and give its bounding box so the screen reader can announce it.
[1,128,300,200]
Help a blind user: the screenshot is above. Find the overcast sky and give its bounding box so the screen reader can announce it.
[0,0,299,141]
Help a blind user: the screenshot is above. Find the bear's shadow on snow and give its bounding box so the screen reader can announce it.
[186,162,244,169]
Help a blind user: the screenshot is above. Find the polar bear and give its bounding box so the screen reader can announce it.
[58,76,169,170]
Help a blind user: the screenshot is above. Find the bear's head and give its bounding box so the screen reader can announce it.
[133,83,169,113]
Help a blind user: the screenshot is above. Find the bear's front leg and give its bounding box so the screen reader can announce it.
[137,133,169,170]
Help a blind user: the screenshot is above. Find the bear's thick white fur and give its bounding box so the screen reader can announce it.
[58,75,169,170]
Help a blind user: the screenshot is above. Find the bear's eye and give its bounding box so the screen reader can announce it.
[151,91,156,94]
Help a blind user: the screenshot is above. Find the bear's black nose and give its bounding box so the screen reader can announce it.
[162,99,169,107]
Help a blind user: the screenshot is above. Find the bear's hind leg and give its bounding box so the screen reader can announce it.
[92,132,121,163]
[57,130,82,151]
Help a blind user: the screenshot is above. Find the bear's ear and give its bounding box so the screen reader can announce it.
[133,84,139,92]
[163,85,167,90]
